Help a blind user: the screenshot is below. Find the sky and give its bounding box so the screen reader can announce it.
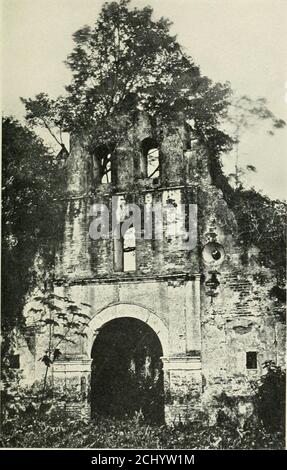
[1,0,287,199]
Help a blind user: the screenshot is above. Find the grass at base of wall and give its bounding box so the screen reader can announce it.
[0,413,284,450]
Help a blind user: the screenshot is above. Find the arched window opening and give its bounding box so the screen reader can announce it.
[93,143,116,185]
[123,226,136,272]
[114,225,136,272]
[147,148,159,178]
[141,138,160,179]
[101,157,111,184]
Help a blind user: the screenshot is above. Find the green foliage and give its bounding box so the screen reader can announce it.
[1,294,91,426]
[208,146,286,285]
[225,95,285,188]
[0,358,26,424]
[21,0,232,164]
[1,117,66,332]
[1,369,284,449]
[20,93,67,146]
[28,291,90,350]
[1,377,85,429]
[227,95,285,138]
[230,189,286,284]
[254,361,286,431]
[0,412,284,449]
[26,292,90,397]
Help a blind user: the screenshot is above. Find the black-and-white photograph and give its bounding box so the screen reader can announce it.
[1,0,286,453]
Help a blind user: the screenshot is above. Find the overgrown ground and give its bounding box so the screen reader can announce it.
[0,413,284,449]
[1,362,285,449]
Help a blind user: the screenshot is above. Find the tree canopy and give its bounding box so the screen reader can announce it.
[21,0,232,156]
[2,117,65,331]
[230,188,286,286]
[7,0,286,315]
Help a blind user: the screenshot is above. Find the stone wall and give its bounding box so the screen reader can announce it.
[18,112,285,424]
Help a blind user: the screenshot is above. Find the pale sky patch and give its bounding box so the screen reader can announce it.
[1,0,287,199]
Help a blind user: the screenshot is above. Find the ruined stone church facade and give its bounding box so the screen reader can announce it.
[20,113,285,423]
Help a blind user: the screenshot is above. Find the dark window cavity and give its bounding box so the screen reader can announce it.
[246,351,257,369]
[9,354,20,369]
[141,138,160,179]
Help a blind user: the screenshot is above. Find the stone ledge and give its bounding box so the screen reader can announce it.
[53,359,92,374]
[54,272,201,286]
[162,355,202,370]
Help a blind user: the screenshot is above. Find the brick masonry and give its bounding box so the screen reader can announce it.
[19,113,285,424]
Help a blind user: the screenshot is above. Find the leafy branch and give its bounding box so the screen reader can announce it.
[225,95,286,189]
[21,0,233,180]
[27,291,91,403]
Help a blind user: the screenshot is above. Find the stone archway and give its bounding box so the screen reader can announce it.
[85,302,169,357]
[91,317,164,422]
[85,303,169,422]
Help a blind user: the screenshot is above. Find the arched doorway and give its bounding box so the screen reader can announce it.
[91,317,164,423]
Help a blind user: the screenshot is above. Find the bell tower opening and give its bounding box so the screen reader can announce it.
[91,317,164,423]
